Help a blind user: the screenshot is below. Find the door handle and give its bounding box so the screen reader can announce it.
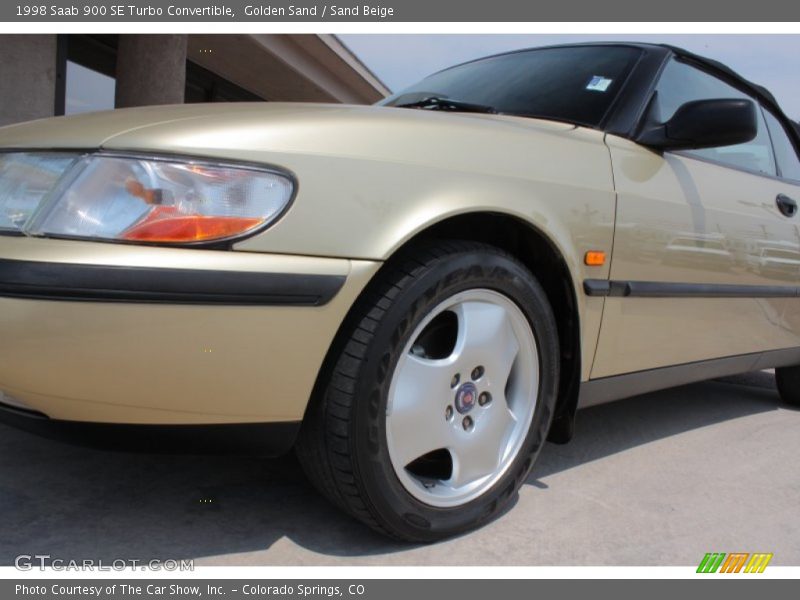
[776,194,798,218]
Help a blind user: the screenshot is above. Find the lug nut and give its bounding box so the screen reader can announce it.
[462,416,474,431]
[471,366,484,381]
[479,391,492,406]
[451,373,460,388]
[445,405,454,421]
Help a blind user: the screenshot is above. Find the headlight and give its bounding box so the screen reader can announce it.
[0,153,79,231]
[0,152,294,245]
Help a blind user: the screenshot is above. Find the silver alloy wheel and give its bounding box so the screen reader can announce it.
[385,288,539,507]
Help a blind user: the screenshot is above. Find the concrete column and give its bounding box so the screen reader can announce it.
[115,35,188,108]
[0,35,57,127]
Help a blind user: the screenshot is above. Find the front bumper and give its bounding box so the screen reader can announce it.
[0,236,380,427]
[0,400,301,455]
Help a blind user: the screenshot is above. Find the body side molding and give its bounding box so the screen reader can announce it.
[0,258,345,306]
[583,278,799,298]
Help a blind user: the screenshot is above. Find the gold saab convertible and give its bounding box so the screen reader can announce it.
[1,43,800,541]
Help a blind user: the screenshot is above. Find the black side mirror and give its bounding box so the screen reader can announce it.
[636,98,757,151]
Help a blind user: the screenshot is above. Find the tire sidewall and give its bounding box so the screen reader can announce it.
[350,248,559,541]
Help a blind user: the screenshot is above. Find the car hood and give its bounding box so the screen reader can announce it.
[0,102,586,161]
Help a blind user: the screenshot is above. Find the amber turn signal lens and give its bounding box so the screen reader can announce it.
[584,250,606,266]
[122,206,264,242]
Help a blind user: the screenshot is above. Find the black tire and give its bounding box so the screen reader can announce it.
[295,240,560,541]
[775,366,800,406]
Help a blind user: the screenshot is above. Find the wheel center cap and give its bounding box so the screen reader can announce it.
[454,382,478,414]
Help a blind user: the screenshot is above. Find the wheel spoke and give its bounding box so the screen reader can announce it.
[387,354,453,467]
[492,325,521,391]
[448,401,517,489]
[453,301,521,384]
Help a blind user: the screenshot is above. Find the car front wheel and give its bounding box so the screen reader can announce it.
[296,241,559,541]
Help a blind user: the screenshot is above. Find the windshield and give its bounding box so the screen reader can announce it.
[381,45,643,128]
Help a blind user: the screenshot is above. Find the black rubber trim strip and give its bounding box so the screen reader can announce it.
[0,400,299,456]
[583,279,612,296]
[0,258,345,306]
[584,278,799,298]
[578,346,800,408]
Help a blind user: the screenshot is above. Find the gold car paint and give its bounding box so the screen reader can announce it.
[97,103,617,379]
[0,103,619,422]
[0,103,297,148]
[0,236,380,423]
[592,134,800,377]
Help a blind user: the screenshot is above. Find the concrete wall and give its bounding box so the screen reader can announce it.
[0,35,57,127]
[115,35,188,108]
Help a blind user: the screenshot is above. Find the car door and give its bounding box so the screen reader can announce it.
[760,106,800,349]
[591,57,800,378]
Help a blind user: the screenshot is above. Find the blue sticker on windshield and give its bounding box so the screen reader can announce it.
[586,76,613,92]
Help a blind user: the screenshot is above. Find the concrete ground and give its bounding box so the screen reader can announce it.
[1,371,798,566]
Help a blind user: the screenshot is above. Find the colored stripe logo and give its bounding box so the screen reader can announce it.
[697,552,773,573]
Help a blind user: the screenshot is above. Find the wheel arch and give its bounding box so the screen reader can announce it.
[304,211,582,445]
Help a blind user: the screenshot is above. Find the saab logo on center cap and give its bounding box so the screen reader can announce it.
[455,382,477,414]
